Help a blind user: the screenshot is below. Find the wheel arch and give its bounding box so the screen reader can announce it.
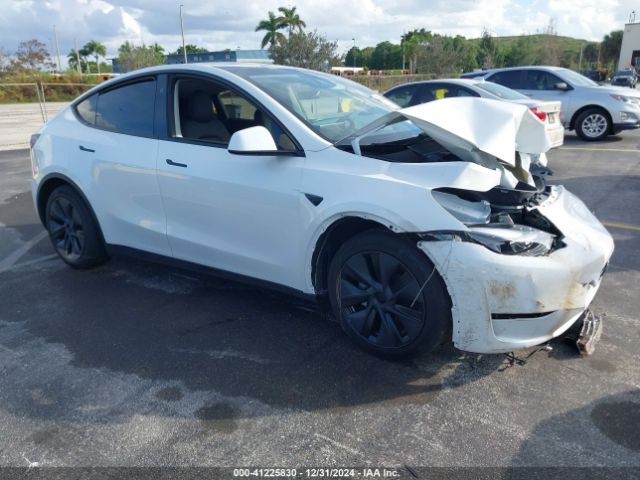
[569,105,613,132]
[310,216,393,297]
[36,173,105,243]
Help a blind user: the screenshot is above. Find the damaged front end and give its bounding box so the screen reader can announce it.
[343,98,615,354]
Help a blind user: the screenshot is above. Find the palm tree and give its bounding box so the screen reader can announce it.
[277,6,306,38]
[82,40,106,74]
[67,48,85,73]
[255,11,286,49]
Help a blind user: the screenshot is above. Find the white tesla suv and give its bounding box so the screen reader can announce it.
[30,64,614,358]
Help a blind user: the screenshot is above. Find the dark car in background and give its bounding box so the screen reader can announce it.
[611,69,638,88]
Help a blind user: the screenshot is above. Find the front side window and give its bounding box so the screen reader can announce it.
[95,79,156,137]
[522,71,564,91]
[170,76,296,150]
[222,66,398,143]
[217,90,257,120]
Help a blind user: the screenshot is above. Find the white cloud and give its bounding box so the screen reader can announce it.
[0,0,637,65]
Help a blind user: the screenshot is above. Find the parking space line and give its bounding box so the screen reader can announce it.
[558,147,640,153]
[602,221,640,232]
[0,230,48,273]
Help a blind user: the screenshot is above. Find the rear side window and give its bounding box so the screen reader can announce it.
[76,94,97,124]
[488,71,522,89]
[94,79,156,137]
[385,85,420,108]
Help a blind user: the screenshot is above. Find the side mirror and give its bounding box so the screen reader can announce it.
[554,82,570,91]
[228,126,278,155]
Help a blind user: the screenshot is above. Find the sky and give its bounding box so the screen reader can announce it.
[0,0,637,66]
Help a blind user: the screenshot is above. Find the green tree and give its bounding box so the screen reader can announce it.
[13,39,53,71]
[116,41,165,73]
[82,40,107,74]
[277,6,306,38]
[172,44,207,56]
[271,30,339,71]
[255,11,287,49]
[369,41,403,70]
[601,30,623,68]
[477,29,498,68]
[67,48,87,73]
[402,29,433,73]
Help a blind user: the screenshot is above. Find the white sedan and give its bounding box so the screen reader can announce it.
[384,78,565,148]
[30,64,613,358]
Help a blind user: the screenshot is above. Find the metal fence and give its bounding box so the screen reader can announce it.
[0,82,94,122]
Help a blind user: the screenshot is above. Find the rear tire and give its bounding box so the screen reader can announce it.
[45,185,107,269]
[575,108,610,141]
[327,230,451,359]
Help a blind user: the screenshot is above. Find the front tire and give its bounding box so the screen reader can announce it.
[45,185,108,269]
[575,108,610,141]
[327,230,451,358]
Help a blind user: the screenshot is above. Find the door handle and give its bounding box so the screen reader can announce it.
[79,145,95,152]
[166,158,187,168]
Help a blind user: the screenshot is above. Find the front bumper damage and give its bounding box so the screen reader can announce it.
[418,186,614,354]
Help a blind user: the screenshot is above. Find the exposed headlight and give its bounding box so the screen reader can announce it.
[466,224,554,256]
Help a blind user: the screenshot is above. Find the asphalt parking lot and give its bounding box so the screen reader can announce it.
[0,128,639,474]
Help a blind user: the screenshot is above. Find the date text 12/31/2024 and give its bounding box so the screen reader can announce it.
[233,468,402,478]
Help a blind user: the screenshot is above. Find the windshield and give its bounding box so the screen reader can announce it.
[221,66,398,143]
[615,70,634,77]
[558,68,598,87]
[474,81,529,100]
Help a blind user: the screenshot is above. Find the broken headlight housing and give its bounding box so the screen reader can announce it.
[466,224,554,256]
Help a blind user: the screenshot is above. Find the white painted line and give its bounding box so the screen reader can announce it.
[0,230,48,273]
[602,221,640,232]
[10,253,59,270]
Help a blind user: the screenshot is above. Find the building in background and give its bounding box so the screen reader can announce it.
[112,49,272,73]
[619,22,640,71]
[165,49,272,65]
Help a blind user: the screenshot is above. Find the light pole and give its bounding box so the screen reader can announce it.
[179,4,187,64]
[352,38,356,71]
[52,25,62,72]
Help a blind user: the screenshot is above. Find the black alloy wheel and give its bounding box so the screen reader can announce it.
[328,230,451,358]
[45,185,108,268]
[338,250,425,349]
[48,195,85,262]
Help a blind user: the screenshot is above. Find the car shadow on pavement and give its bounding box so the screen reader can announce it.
[506,389,640,470]
[0,249,511,422]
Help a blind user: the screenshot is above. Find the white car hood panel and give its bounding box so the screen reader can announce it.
[399,97,552,166]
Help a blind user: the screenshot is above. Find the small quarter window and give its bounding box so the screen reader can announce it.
[76,94,97,125]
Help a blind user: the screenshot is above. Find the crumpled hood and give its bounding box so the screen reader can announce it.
[399,97,552,166]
